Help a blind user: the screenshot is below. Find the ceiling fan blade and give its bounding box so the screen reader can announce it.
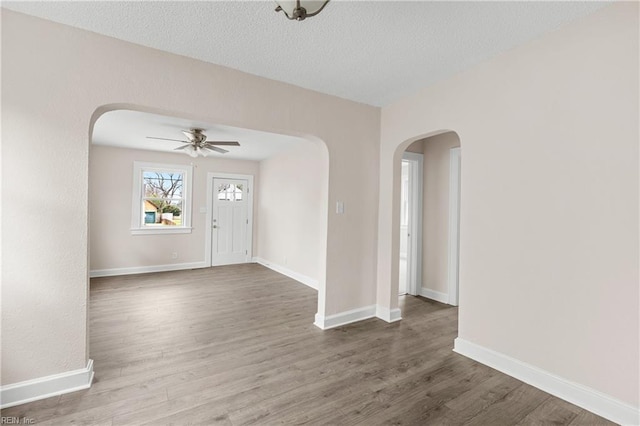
[147,136,189,143]
[182,130,198,141]
[173,144,191,150]
[203,145,229,154]
[205,141,240,146]
[147,136,188,143]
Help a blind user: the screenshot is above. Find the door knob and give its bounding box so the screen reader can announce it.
[213,225,218,229]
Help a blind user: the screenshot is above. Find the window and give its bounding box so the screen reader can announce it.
[131,162,193,234]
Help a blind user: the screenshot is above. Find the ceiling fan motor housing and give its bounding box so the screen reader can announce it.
[183,128,207,144]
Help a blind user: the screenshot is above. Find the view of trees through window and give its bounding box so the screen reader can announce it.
[143,171,184,226]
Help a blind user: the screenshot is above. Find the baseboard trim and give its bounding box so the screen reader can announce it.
[253,257,318,290]
[376,305,402,323]
[453,338,639,425]
[0,360,94,409]
[419,287,449,304]
[314,305,376,330]
[90,262,208,278]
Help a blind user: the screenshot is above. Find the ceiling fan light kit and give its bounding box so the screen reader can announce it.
[146,128,240,158]
[274,0,330,21]
[184,144,201,158]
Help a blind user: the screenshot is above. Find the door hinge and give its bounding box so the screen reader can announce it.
[246,219,248,224]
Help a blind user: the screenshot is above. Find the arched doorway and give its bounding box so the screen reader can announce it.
[88,104,331,335]
[381,130,462,320]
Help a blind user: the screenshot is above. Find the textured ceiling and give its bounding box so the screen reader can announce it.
[3,1,609,107]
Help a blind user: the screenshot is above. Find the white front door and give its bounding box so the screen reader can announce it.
[211,177,250,266]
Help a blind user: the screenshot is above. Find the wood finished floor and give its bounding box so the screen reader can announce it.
[2,264,615,425]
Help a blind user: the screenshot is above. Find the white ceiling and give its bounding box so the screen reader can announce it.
[3,0,609,107]
[92,109,307,161]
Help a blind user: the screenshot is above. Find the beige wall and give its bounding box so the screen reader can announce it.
[1,10,379,385]
[412,133,460,295]
[257,141,327,282]
[378,2,638,406]
[89,145,260,271]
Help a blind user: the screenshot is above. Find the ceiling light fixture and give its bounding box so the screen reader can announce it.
[274,0,330,21]
[184,144,204,158]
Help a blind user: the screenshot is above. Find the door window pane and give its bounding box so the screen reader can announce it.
[218,183,243,201]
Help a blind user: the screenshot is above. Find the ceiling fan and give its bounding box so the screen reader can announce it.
[146,128,240,157]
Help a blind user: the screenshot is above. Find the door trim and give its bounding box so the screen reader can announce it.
[205,172,254,267]
[402,152,423,296]
[447,148,461,306]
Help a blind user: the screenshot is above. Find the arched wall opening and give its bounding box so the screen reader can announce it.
[381,129,462,320]
[397,132,461,314]
[87,104,331,345]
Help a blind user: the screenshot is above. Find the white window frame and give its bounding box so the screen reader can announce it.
[131,161,193,235]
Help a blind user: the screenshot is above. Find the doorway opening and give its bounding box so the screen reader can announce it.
[397,132,461,311]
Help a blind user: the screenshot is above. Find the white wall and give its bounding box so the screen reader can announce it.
[1,10,379,386]
[256,141,327,285]
[378,2,638,409]
[89,145,260,272]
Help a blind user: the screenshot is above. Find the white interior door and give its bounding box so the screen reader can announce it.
[399,152,423,297]
[399,161,410,295]
[211,177,250,266]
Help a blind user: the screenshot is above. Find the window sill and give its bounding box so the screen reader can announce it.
[131,227,193,235]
